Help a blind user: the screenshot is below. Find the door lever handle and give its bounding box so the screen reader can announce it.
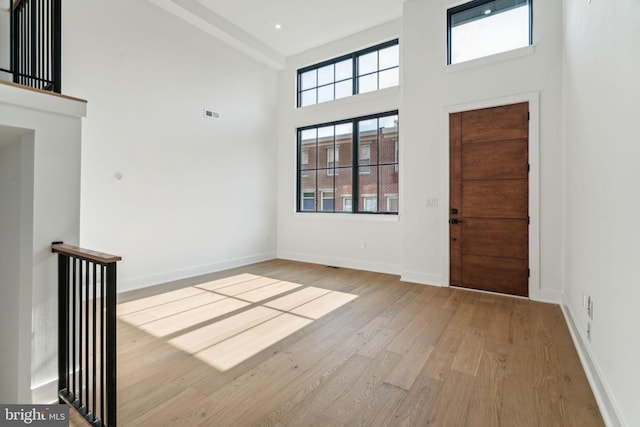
[449,219,464,224]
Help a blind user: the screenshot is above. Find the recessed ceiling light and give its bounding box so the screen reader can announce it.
[484,8,492,14]
[275,24,282,30]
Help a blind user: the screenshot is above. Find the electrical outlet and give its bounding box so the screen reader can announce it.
[360,241,367,249]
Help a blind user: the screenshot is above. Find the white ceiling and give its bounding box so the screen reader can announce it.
[149,0,404,69]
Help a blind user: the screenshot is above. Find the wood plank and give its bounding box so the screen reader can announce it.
[462,218,528,260]
[127,387,208,426]
[385,345,434,391]
[450,112,463,285]
[118,291,226,326]
[499,344,538,427]
[117,286,206,316]
[51,243,121,264]
[461,254,528,297]
[357,325,396,358]
[462,139,528,181]
[464,349,507,426]
[110,260,603,427]
[385,306,452,390]
[461,102,528,144]
[324,351,402,425]
[390,375,443,427]
[1,80,87,103]
[426,370,475,425]
[348,383,406,426]
[462,179,528,219]
[451,327,485,376]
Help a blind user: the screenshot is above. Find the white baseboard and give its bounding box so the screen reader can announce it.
[400,271,444,287]
[560,301,623,427]
[529,287,562,304]
[118,251,277,293]
[31,377,58,404]
[277,251,401,276]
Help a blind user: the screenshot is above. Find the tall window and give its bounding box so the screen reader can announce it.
[447,0,532,65]
[297,111,399,214]
[297,40,399,108]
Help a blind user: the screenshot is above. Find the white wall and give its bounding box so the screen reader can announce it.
[62,0,279,291]
[0,131,29,403]
[400,0,563,300]
[563,0,640,425]
[276,21,403,274]
[0,82,85,402]
[277,1,564,300]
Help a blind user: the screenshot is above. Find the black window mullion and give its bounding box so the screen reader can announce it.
[529,0,534,45]
[376,51,380,91]
[296,130,301,209]
[297,111,398,214]
[352,53,358,96]
[331,132,336,212]
[353,118,360,213]
[297,39,398,104]
[447,0,531,65]
[377,121,382,212]
[315,134,319,211]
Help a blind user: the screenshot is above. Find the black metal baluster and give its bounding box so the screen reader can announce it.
[78,259,84,410]
[85,260,90,415]
[20,4,24,85]
[53,245,119,427]
[92,263,98,423]
[45,0,50,88]
[106,263,117,427]
[71,257,77,402]
[10,0,15,83]
[57,254,69,401]
[39,0,43,88]
[100,265,105,425]
[52,0,61,92]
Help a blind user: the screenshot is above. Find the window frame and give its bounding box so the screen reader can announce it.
[296,110,399,215]
[326,146,339,176]
[446,0,533,65]
[359,144,371,175]
[297,39,399,108]
[301,191,315,211]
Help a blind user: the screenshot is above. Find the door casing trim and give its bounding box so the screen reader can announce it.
[441,92,543,301]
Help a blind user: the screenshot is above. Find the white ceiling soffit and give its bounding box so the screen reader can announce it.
[148,0,287,70]
[149,0,404,71]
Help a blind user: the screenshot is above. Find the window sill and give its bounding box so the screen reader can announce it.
[446,45,535,73]
[294,212,399,223]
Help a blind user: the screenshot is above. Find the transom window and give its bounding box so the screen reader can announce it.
[297,40,399,108]
[447,0,532,65]
[297,111,399,214]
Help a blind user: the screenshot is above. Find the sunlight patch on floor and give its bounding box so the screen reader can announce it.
[118,274,358,371]
[193,313,313,371]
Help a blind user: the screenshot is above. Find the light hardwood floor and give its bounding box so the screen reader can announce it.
[76,259,603,426]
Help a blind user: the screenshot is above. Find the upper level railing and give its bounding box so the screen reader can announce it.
[1,0,61,92]
[52,243,121,427]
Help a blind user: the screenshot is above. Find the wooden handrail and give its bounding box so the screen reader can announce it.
[0,81,87,103]
[51,243,121,264]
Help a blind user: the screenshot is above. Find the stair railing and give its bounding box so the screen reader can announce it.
[52,243,121,427]
[1,0,61,92]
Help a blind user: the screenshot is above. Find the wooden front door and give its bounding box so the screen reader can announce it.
[449,102,529,297]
